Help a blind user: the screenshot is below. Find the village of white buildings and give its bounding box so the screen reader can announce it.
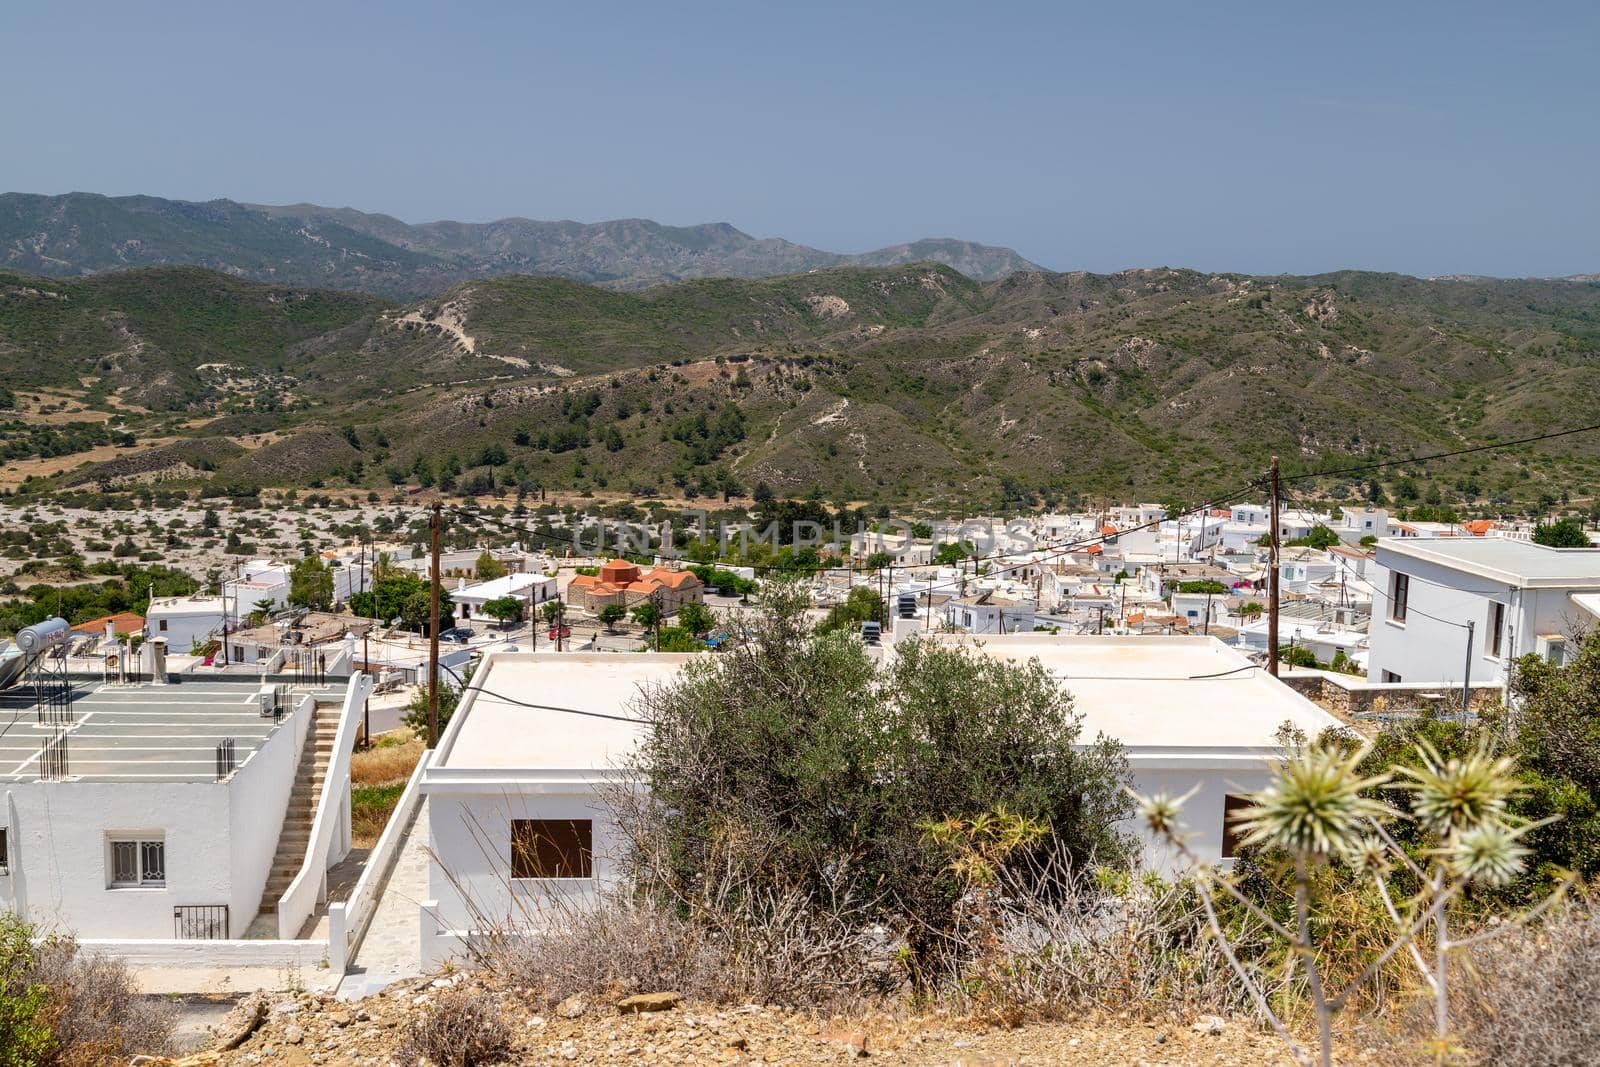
[0,488,1596,1007]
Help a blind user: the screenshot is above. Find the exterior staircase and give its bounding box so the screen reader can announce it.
[258,703,341,914]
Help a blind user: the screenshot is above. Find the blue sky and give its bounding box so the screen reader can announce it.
[5,2,1597,277]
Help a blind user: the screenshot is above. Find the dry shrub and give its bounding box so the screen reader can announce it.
[935,854,1270,1022]
[1453,905,1600,1066]
[470,878,893,1013]
[352,736,423,786]
[11,924,175,1065]
[399,983,512,1067]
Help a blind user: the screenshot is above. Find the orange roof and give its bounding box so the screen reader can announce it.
[1462,520,1495,536]
[72,612,145,636]
[1126,611,1146,625]
[1082,544,1103,556]
[1101,524,1118,535]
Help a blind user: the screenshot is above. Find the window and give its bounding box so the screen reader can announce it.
[1382,670,1404,684]
[1221,795,1251,859]
[0,827,8,875]
[1388,573,1409,623]
[158,619,168,632]
[109,837,165,887]
[511,819,592,879]
[1488,601,1506,657]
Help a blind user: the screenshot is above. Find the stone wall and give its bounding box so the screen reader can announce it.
[1281,670,1502,720]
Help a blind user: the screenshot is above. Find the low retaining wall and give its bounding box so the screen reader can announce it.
[1281,670,1502,718]
[78,937,330,970]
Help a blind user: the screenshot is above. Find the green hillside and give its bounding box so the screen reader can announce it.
[9,262,1600,510]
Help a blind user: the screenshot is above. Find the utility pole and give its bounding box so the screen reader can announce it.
[360,539,370,749]
[427,502,441,748]
[1268,456,1281,677]
[1460,620,1475,722]
[1203,585,1214,637]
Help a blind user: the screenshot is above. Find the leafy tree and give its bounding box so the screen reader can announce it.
[541,599,565,624]
[597,604,626,631]
[933,540,976,566]
[1533,517,1591,548]
[288,555,334,610]
[623,580,1132,975]
[0,913,56,1065]
[1286,524,1340,550]
[481,596,523,627]
[675,601,715,635]
[631,600,660,629]
[404,662,475,735]
[817,585,882,634]
[863,550,893,570]
[474,550,507,581]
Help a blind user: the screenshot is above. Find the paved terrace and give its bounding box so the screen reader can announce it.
[0,681,306,783]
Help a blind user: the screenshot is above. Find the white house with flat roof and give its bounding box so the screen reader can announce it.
[0,674,369,941]
[921,634,1342,870]
[1367,539,1600,685]
[145,595,227,653]
[452,573,558,625]
[416,636,1340,962]
[419,652,698,964]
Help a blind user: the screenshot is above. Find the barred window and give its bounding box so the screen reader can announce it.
[109,837,165,887]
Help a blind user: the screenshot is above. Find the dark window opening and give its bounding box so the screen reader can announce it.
[511,819,593,879]
[1389,573,1409,622]
[1221,795,1251,859]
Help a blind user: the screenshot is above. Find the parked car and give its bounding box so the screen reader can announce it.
[547,624,572,640]
[439,626,474,643]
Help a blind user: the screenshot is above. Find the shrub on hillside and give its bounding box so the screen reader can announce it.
[398,983,511,1067]
[617,578,1133,975]
[0,912,174,1066]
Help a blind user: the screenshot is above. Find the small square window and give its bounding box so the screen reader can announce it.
[109,836,165,887]
[511,819,592,879]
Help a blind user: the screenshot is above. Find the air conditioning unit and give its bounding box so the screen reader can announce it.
[258,683,290,717]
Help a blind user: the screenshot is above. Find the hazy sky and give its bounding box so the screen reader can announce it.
[6,2,1598,277]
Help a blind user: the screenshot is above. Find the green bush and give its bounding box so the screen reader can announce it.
[621,579,1133,974]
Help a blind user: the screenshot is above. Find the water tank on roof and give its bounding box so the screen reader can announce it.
[17,617,69,653]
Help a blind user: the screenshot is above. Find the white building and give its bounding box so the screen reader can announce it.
[417,636,1341,964]
[1366,539,1600,685]
[943,593,1037,635]
[0,675,366,940]
[926,634,1343,870]
[420,653,696,964]
[145,595,227,652]
[452,573,558,625]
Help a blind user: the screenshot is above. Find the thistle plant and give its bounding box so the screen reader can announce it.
[1135,737,1570,1067]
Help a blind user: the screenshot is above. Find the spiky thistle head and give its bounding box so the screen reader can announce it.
[1128,785,1198,842]
[1395,739,1520,837]
[1437,819,1531,887]
[1348,835,1393,878]
[1232,743,1395,860]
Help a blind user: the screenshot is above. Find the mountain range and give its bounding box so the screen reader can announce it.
[0,192,1042,298]
[4,258,1599,509]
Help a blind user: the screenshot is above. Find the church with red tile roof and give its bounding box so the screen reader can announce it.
[566,560,705,614]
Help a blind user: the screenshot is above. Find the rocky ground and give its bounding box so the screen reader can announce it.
[152,975,1391,1067]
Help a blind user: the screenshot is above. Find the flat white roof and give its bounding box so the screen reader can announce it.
[147,595,226,615]
[455,572,555,601]
[1379,538,1600,588]
[436,652,700,772]
[919,634,1340,750]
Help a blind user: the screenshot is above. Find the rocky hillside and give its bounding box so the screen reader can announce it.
[9,262,1600,507]
[0,192,1041,297]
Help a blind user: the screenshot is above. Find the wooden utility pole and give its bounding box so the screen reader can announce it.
[1268,456,1281,677]
[427,502,441,747]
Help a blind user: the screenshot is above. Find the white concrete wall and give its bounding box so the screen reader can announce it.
[1366,550,1527,685]
[78,937,329,971]
[148,612,222,654]
[4,782,233,939]
[426,789,627,935]
[1128,763,1275,872]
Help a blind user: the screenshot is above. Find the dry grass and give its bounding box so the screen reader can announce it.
[352,734,423,786]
